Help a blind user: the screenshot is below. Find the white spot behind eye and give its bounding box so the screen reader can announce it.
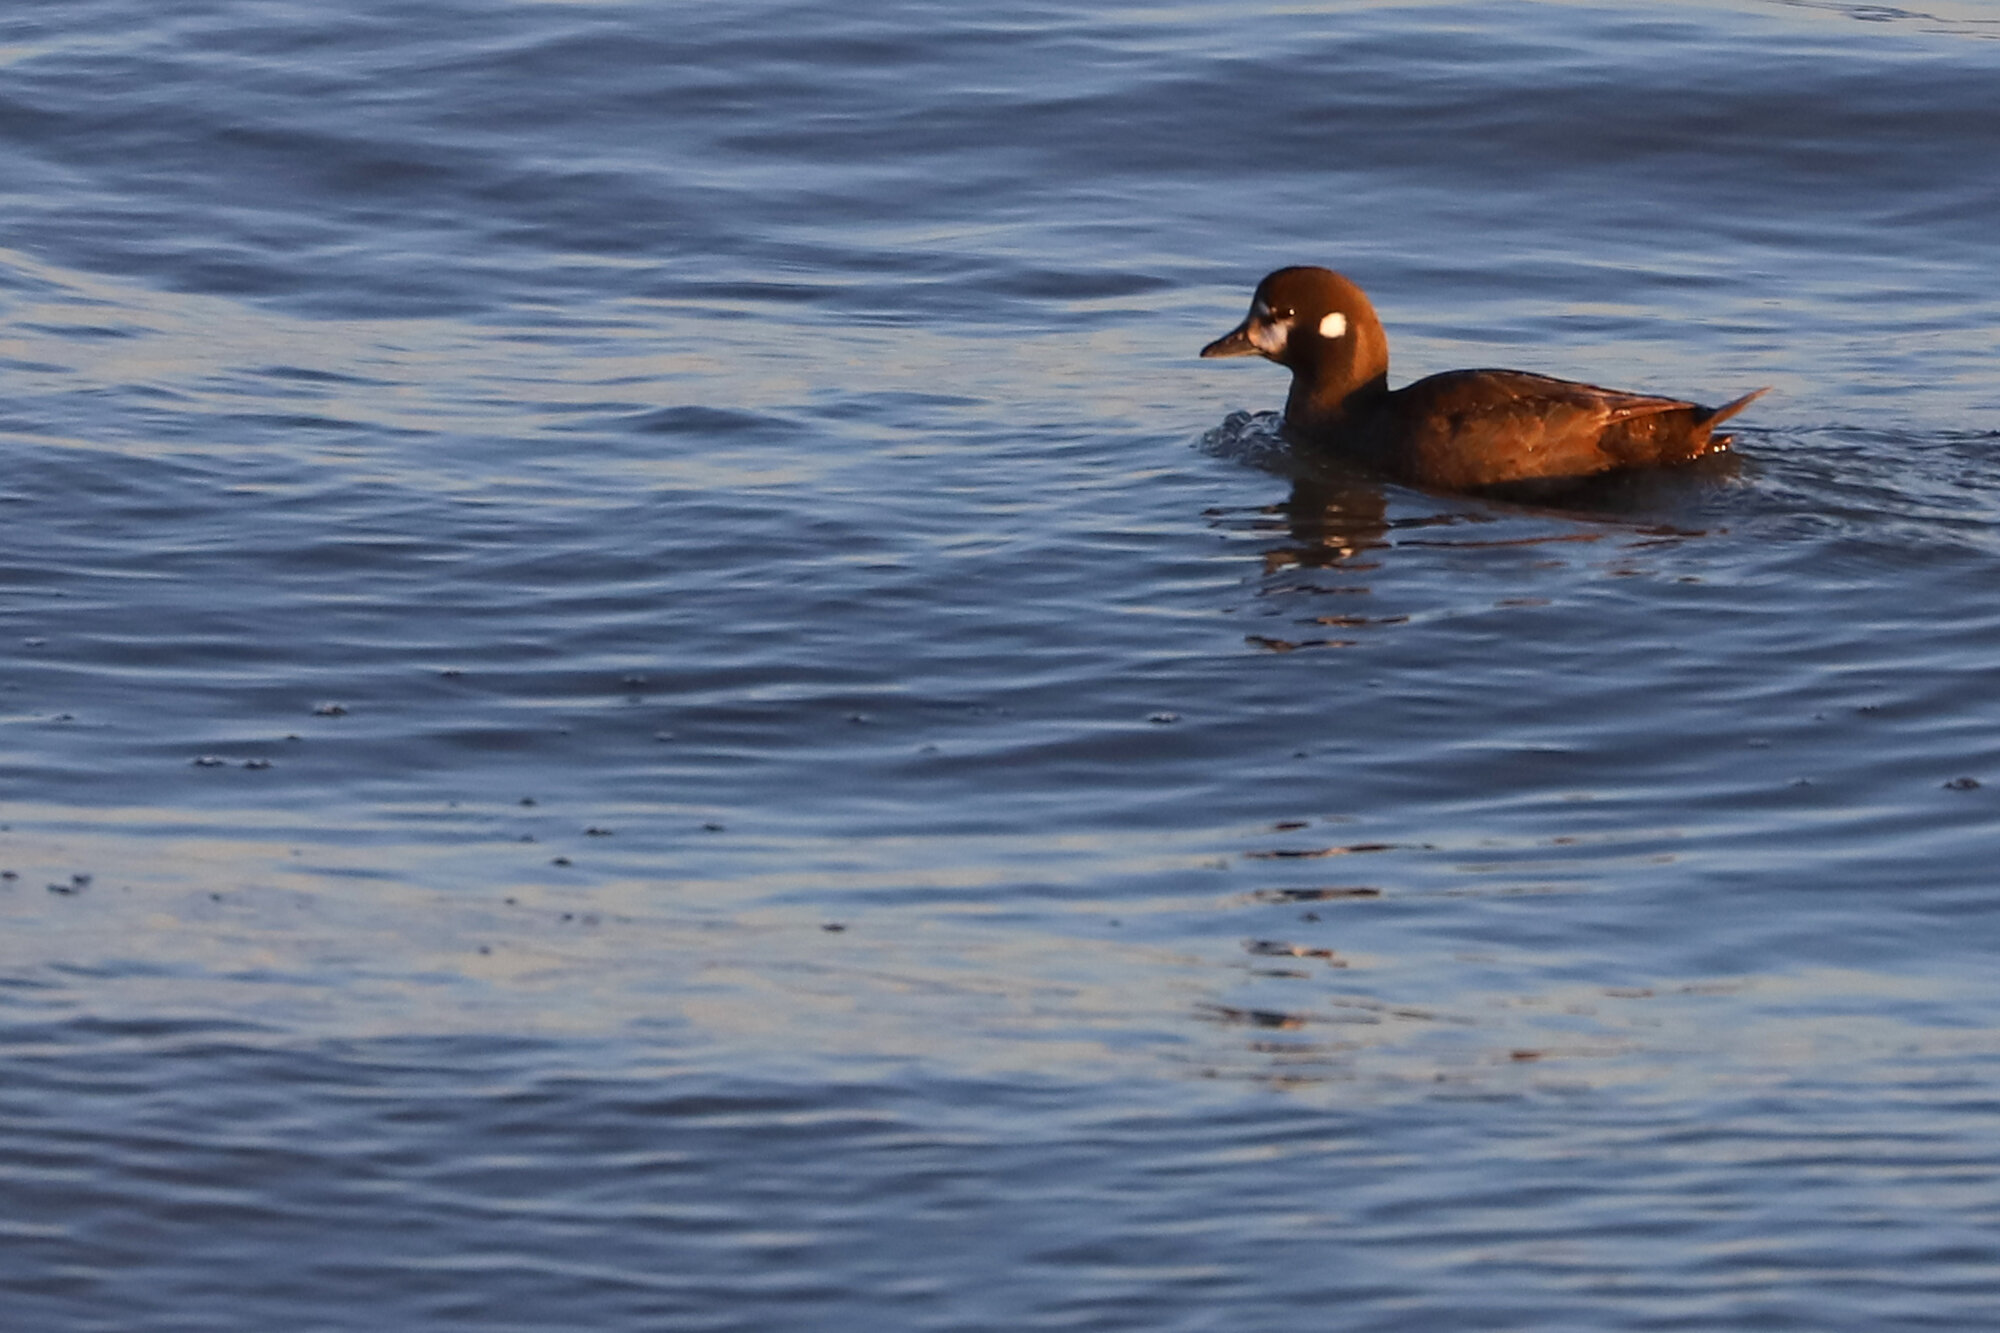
[1319,311,1347,338]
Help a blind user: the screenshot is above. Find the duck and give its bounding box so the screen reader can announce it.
[1201,266,1767,493]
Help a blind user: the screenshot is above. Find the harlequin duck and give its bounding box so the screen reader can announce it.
[1201,266,1767,493]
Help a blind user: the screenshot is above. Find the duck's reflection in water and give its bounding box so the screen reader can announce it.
[1185,428,1742,1086]
[1264,470,1392,573]
[1211,435,1731,605]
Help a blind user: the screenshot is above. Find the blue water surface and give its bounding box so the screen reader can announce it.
[4,1,2000,1329]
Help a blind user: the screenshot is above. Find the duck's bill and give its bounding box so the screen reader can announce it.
[1200,321,1260,358]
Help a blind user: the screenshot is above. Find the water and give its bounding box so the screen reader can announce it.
[4,0,2000,1327]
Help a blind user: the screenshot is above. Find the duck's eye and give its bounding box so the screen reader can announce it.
[1268,306,1293,322]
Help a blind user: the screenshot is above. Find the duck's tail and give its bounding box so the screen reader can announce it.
[1703,387,1770,428]
[1695,386,1770,453]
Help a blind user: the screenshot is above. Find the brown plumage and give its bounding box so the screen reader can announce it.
[1201,266,1767,493]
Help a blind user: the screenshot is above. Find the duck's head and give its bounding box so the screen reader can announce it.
[1201,267,1390,418]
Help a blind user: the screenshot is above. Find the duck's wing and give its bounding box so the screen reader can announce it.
[1383,370,1762,489]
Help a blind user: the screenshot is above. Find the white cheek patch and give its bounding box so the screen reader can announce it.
[1249,317,1291,356]
[1318,311,1348,339]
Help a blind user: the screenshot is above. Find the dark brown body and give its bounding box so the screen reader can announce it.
[1202,267,1766,493]
[1334,368,1763,492]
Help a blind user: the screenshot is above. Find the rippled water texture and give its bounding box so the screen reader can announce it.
[5,1,2000,1328]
